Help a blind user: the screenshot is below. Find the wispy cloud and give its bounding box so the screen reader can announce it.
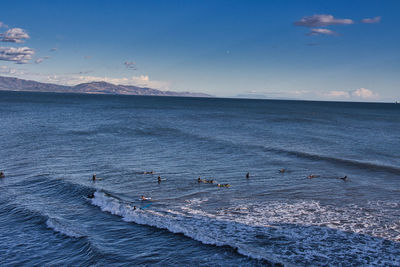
[319,90,350,98]
[78,70,93,74]
[45,74,170,89]
[124,61,137,70]
[50,47,57,52]
[35,56,50,64]
[0,28,30,43]
[361,16,381,24]
[0,21,8,28]
[2,65,170,90]
[307,28,337,36]
[294,14,354,27]
[0,65,23,75]
[255,88,380,101]
[0,46,35,64]
[84,56,92,59]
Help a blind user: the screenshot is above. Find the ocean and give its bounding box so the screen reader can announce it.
[0,91,399,266]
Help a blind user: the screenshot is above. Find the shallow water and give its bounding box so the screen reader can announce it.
[1,91,399,266]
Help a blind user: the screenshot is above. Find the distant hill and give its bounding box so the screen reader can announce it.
[0,76,211,97]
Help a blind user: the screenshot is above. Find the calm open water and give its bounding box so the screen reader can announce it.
[0,91,399,266]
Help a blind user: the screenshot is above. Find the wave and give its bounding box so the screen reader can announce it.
[152,125,400,174]
[46,217,85,238]
[80,122,400,175]
[91,191,400,266]
[152,125,400,175]
[259,145,400,175]
[66,121,400,175]
[0,176,94,240]
[0,199,86,239]
[90,191,282,265]
[11,175,95,200]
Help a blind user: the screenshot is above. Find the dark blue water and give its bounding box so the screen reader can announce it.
[1,91,399,266]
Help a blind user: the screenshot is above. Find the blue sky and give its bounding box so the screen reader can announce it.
[0,0,399,101]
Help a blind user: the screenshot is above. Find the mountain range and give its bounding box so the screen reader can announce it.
[0,76,211,97]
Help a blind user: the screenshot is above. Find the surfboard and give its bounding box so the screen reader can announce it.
[140,203,153,210]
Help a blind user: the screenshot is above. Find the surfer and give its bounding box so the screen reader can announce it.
[87,192,95,199]
[308,174,319,179]
[340,175,348,181]
[217,183,230,187]
[158,176,162,184]
[144,171,154,174]
[141,195,151,201]
[92,174,96,181]
[246,172,250,179]
[133,206,137,210]
[279,169,285,173]
[198,177,213,184]
[0,171,5,178]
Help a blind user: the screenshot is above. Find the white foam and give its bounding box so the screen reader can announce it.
[208,200,400,242]
[46,217,85,238]
[91,191,400,266]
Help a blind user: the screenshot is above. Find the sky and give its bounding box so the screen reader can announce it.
[0,0,399,101]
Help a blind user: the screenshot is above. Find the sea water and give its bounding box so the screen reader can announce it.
[0,91,399,266]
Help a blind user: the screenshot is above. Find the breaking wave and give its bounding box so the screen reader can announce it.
[46,217,85,238]
[91,191,400,266]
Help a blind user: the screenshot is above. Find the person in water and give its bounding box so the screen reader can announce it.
[158,176,162,184]
[0,171,5,178]
[92,174,96,181]
[308,174,319,179]
[217,183,230,187]
[246,172,250,179]
[197,177,202,183]
[144,171,154,174]
[279,169,285,173]
[340,175,348,181]
[141,195,150,201]
[87,192,95,199]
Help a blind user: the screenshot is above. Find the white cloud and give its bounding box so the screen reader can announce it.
[307,28,337,36]
[0,28,30,43]
[361,16,381,24]
[316,88,379,100]
[0,46,35,64]
[259,88,380,101]
[351,88,378,99]
[294,14,354,27]
[124,61,137,70]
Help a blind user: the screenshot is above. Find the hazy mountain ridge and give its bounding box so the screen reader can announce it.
[0,76,211,97]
